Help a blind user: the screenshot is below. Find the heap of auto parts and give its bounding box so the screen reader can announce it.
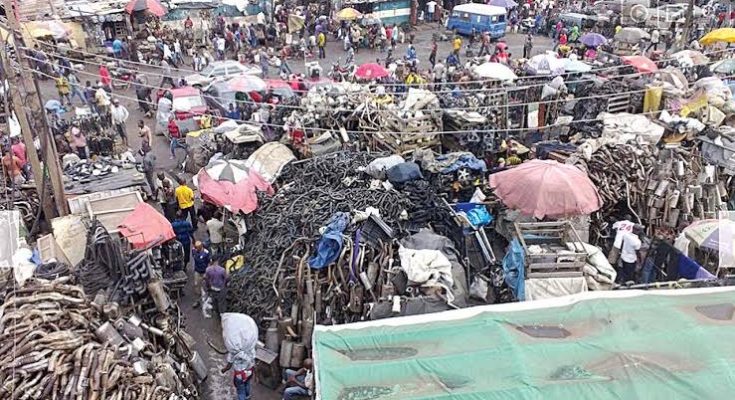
[227,152,416,327]
[0,277,200,399]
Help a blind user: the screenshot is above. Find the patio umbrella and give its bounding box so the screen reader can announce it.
[196,168,273,214]
[227,75,267,92]
[564,59,592,73]
[204,159,253,183]
[336,7,362,20]
[118,203,175,249]
[473,62,517,81]
[682,219,735,252]
[672,50,709,66]
[488,160,601,219]
[579,33,607,47]
[622,55,658,74]
[614,27,649,44]
[526,54,566,76]
[125,0,167,16]
[712,58,735,74]
[489,0,518,8]
[699,28,735,46]
[266,79,295,98]
[355,63,389,79]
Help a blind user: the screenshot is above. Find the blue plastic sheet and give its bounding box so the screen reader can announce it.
[452,203,493,228]
[439,154,487,174]
[308,212,350,269]
[502,238,526,300]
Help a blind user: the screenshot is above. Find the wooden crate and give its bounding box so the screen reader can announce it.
[514,221,588,279]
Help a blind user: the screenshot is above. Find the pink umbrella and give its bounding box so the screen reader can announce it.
[197,168,274,214]
[355,63,389,80]
[488,160,601,219]
[622,55,658,74]
[118,203,175,249]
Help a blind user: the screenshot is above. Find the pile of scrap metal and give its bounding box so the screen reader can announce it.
[227,152,474,337]
[0,277,200,399]
[0,185,40,230]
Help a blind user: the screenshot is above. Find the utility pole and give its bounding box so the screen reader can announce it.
[2,0,69,217]
[681,0,695,50]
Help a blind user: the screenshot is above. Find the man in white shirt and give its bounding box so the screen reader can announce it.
[427,1,437,22]
[110,98,130,147]
[216,36,226,60]
[207,213,225,256]
[619,229,642,284]
[647,29,660,53]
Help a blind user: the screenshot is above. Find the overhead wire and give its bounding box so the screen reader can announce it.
[29,63,733,135]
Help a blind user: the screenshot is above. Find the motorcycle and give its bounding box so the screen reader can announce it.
[328,60,355,82]
[111,67,147,90]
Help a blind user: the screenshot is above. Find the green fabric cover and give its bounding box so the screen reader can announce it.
[314,288,735,400]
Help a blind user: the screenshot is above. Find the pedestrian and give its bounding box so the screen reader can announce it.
[110,99,130,147]
[523,33,533,59]
[452,35,462,54]
[216,35,226,60]
[95,83,111,118]
[160,60,176,89]
[427,0,437,22]
[83,81,97,112]
[618,226,642,284]
[156,172,176,220]
[10,137,30,180]
[191,241,211,308]
[1,148,25,186]
[317,30,326,59]
[204,256,228,314]
[68,126,87,160]
[429,39,437,67]
[226,103,241,120]
[55,73,71,105]
[141,147,157,199]
[207,212,225,256]
[138,120,152,153]
[99,64,111,90]
[257,48,269,78]
[221,322,257,400]
[112,37,123,59]
[173,39,185,66]
[646,29,660,53]
[175,175,197,229]
[67,72,85,105]
[282,358,314,400]
[479,31,490,56]
[168,116,189,159]
[172,211,194,267]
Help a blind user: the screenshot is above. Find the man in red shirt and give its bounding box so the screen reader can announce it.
[168,117,188,159]
[10,136,30,179]
[2,148,25,185]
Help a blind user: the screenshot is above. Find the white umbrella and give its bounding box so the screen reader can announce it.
[526,54,566,76]
[564,59,592,73]
[204,159,252,183]
[473,62,517,81]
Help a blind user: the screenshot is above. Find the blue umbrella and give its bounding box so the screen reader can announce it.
[579,33,607,47]
[489,0,518,8]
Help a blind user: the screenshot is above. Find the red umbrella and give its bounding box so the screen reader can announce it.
[355,63,389,80]
[118,203,175,249]
[197,168,274,214]
[622,55,658,74]
[125,0,167,17]
[488,160,601,219]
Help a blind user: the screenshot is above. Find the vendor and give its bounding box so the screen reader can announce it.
[619,226,643,284]
[282,358,314,400]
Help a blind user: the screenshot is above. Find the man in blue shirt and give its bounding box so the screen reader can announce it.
[172,211,194,266]
[226,103,241,120]
[191,241,210,308]
[112,38,123,59]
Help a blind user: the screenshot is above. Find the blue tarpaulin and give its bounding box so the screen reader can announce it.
[438,154,487,174]
[308,212,350,269]
[502,238,526,300]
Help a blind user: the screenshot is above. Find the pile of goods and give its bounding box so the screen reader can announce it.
[0,277,200,399]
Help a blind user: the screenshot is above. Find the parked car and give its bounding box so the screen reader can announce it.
[156,86,212,137]
[202,81,242,117]
[184,60,262,88]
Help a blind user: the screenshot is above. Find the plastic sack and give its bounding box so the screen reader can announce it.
[366,155,404,179]
[202,295,213,319]
[386,162,423,184]
[221,313,259,370]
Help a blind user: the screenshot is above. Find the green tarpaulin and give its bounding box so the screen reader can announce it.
[314,288,735,400]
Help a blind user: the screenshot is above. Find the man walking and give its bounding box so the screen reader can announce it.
[619,227,642,284]
[175,176,197,229]
[427,0,437,22]
[172,211,194,267]
[192,241,210,308]
[204,257,228,314]
[317,30,326,59]
[141,147,156,199]
[523,33,533,59]
[110,99,130,147]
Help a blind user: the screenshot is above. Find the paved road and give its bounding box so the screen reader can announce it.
[35,24,552,400]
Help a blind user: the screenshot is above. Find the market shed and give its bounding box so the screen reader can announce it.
[314,288,735,399]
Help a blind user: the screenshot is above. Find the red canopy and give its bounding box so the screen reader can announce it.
[622,55,658,74]
[125,0,167,17]
[355,63,389,80]
[197,168,274,214]
[118,203,175,249]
